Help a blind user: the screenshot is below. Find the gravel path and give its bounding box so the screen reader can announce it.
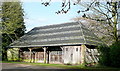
[2,63,62,69]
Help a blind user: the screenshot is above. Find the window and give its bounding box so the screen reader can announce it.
[66,48,68,51]
[76,48,78,51]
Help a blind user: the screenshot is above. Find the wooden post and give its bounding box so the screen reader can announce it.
[43,47,47,63]
[60,47,63,63]
[53,55,55,63]
[28,48,32,63]
[33,52,35,63]
[47,51,49,64]
[49,52,51,63]
[81,44,86,65]
[58,55,60,63]
[35,52,37,63]
[18,48,21,61]
[37,52,39,61]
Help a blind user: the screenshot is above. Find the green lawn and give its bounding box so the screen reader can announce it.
[1,61,120,70]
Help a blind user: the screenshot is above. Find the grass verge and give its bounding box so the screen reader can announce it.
[1,61,120,69]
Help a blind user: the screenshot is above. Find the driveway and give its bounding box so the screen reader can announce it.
[1,63,61,69]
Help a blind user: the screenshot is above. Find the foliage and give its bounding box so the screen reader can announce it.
[2,2,26,35]
[1,2,26,60]
[2,34,12,61]
[109,41,120,67]
[98,45,110,66]
[98,41,120,68]
[7,48,19,61]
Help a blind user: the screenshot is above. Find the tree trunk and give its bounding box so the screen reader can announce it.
[112,2,118,42]
[2,48,8,61]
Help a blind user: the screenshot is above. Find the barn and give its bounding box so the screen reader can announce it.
[9,22,103,65]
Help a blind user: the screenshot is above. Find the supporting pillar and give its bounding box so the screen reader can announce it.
[43,47,47,63]
[49,52,51,63]
[35,52,37,63]
[47,51,49,64]
[81,44,86,65]
[28,48,32,63]
[38,52,39,60]
[58,54,60,63]
[33,52,35,63]
[60,47,64,63]
[18,48,21,61]
[53,55,55,63]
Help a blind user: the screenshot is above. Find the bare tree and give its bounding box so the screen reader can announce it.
[41,0,120,44]
[72,16,113,45]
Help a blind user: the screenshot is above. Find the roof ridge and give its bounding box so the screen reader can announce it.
[34,21,76,29]
[78,21,87,44]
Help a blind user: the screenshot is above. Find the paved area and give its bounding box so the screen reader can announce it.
[1,63,61,69]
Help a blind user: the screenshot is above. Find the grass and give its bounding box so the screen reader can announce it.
[1,61,120,69]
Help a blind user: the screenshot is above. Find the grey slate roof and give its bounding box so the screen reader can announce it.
[10,22,103,48]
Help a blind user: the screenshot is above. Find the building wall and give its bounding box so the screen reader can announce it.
[85,48,99,63]
[62,46,81,64]
[62,45,99,64]
[48,51,62,63]
[18,45,99,64]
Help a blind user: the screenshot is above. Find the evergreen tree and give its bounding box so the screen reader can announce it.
[1,2,26,61]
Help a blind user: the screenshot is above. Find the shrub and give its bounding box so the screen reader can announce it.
[98,45,110,66]
[98,41,120,68]
[109,41,120,67]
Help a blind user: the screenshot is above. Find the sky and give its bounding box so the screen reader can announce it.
[22,1,81,32]
[22,1,120,33]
